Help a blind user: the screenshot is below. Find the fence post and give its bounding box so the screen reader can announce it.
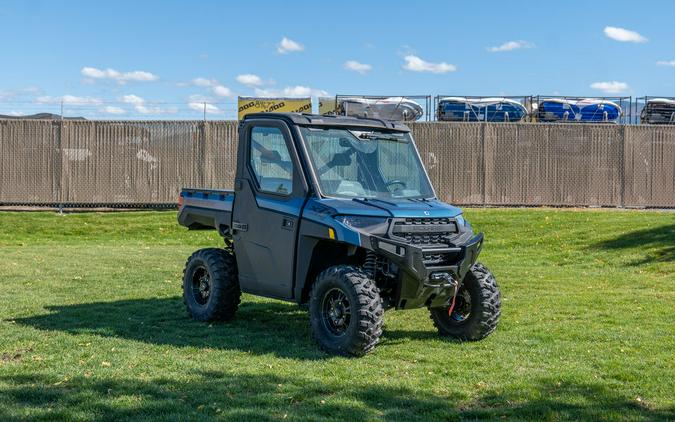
[620,124,627,207]
[199,121,207,188]
[205,121,214,187]
[480,123,487,205]
[54,119,64,210]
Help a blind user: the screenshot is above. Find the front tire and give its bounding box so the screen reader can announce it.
[183,248,241,322]
[309,265,384,356]
[430,263,500,340]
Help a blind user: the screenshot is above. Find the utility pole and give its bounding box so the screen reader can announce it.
[203,102,207,121]
[60,99,64,120]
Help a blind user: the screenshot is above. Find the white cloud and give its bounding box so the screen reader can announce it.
[657,60,675,67]
[603,26,647,43]
[487,40,535,53]
[254,85,328,98]
[192,77,216,87]
[80,67,110,79]
[189,78,234,97]
[100,106,126,115]
[61,95,103,105]
[36,95,103,105]
[188,102,221,114]
[81,67,159,83]
[120,94,176,114]
[135,105,153,114]
[590,81,630,94]
[277,37,304,54]
[120,71,157,81]
[212,85,233,97]
[120,94,144,105]
[343,60,372,74]
[236,74,263,87]
[283,86,323,97]
[186,95,221,114]
[402,55,456,74]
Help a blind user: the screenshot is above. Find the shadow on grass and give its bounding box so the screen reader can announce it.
[15,298,459,358]
[592,224,674,265]
[0,371,671,421]
[16,298,455,359]
[379,328,444,344]
[15,298,326,360]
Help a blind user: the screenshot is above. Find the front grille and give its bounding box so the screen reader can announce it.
[391,217,459,248]
[400,232,453,246]
[422,252,461,266]
[398,217,452,226]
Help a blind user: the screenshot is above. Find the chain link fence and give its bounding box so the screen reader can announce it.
[0,119,673,208]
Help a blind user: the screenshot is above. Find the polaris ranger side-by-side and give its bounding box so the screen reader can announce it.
[178,113,501,356]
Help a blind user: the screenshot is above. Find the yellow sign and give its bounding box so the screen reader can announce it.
[318,97,338,115]
[237,97,312,120]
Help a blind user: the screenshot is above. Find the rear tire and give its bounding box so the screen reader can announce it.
[430,263,500,340]
[309,265,383,356]
[183,248,241,322]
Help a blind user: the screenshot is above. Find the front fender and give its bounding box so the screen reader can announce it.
[292,218,363,302]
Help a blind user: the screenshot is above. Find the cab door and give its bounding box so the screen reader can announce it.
[231,120,308,300]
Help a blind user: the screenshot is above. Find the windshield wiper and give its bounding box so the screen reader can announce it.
[406,197,433,203]
[356,197,397,206]
[355,132,409,143]
[352,198,396,211]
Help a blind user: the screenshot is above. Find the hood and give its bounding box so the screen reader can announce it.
[311,197,463,218]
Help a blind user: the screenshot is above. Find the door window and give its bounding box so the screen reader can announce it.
[249,126,293,195]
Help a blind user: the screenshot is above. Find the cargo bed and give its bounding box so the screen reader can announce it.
[177,188,234,233]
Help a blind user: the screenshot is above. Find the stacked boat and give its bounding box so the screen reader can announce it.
[640,98,675,124]
[337,97,424,121]
[536,98,623,123]
[437,97,528,122]
[328,95,675,125]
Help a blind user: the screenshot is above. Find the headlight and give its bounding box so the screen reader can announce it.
[455,214,471,229]
[335,215,389,235]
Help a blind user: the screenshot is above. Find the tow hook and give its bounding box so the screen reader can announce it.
[426,272,460,315]
[425,272,458,289]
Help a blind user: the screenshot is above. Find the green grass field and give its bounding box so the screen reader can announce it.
[0,209,673,421]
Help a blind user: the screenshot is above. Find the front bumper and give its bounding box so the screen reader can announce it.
[367,232,484,309]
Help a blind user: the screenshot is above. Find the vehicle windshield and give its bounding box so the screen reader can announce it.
[299,127,434,199]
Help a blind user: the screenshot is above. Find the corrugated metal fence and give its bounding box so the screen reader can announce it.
[0,119,673,208]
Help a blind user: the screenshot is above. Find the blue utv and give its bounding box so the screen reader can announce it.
[178,113,501,356]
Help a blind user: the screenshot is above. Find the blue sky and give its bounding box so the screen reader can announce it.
[0,0,673,119]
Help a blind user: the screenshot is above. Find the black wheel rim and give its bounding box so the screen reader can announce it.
[450,288,471,322]
[191,266,211,306]
[321,288,351,336]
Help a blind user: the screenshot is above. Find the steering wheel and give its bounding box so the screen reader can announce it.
[386,180,407,190]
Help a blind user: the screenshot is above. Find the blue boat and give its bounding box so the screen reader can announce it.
[537,98,622,123]
[437,97,528,122]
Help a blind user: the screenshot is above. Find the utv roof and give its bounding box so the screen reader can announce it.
[242,112,411,132]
